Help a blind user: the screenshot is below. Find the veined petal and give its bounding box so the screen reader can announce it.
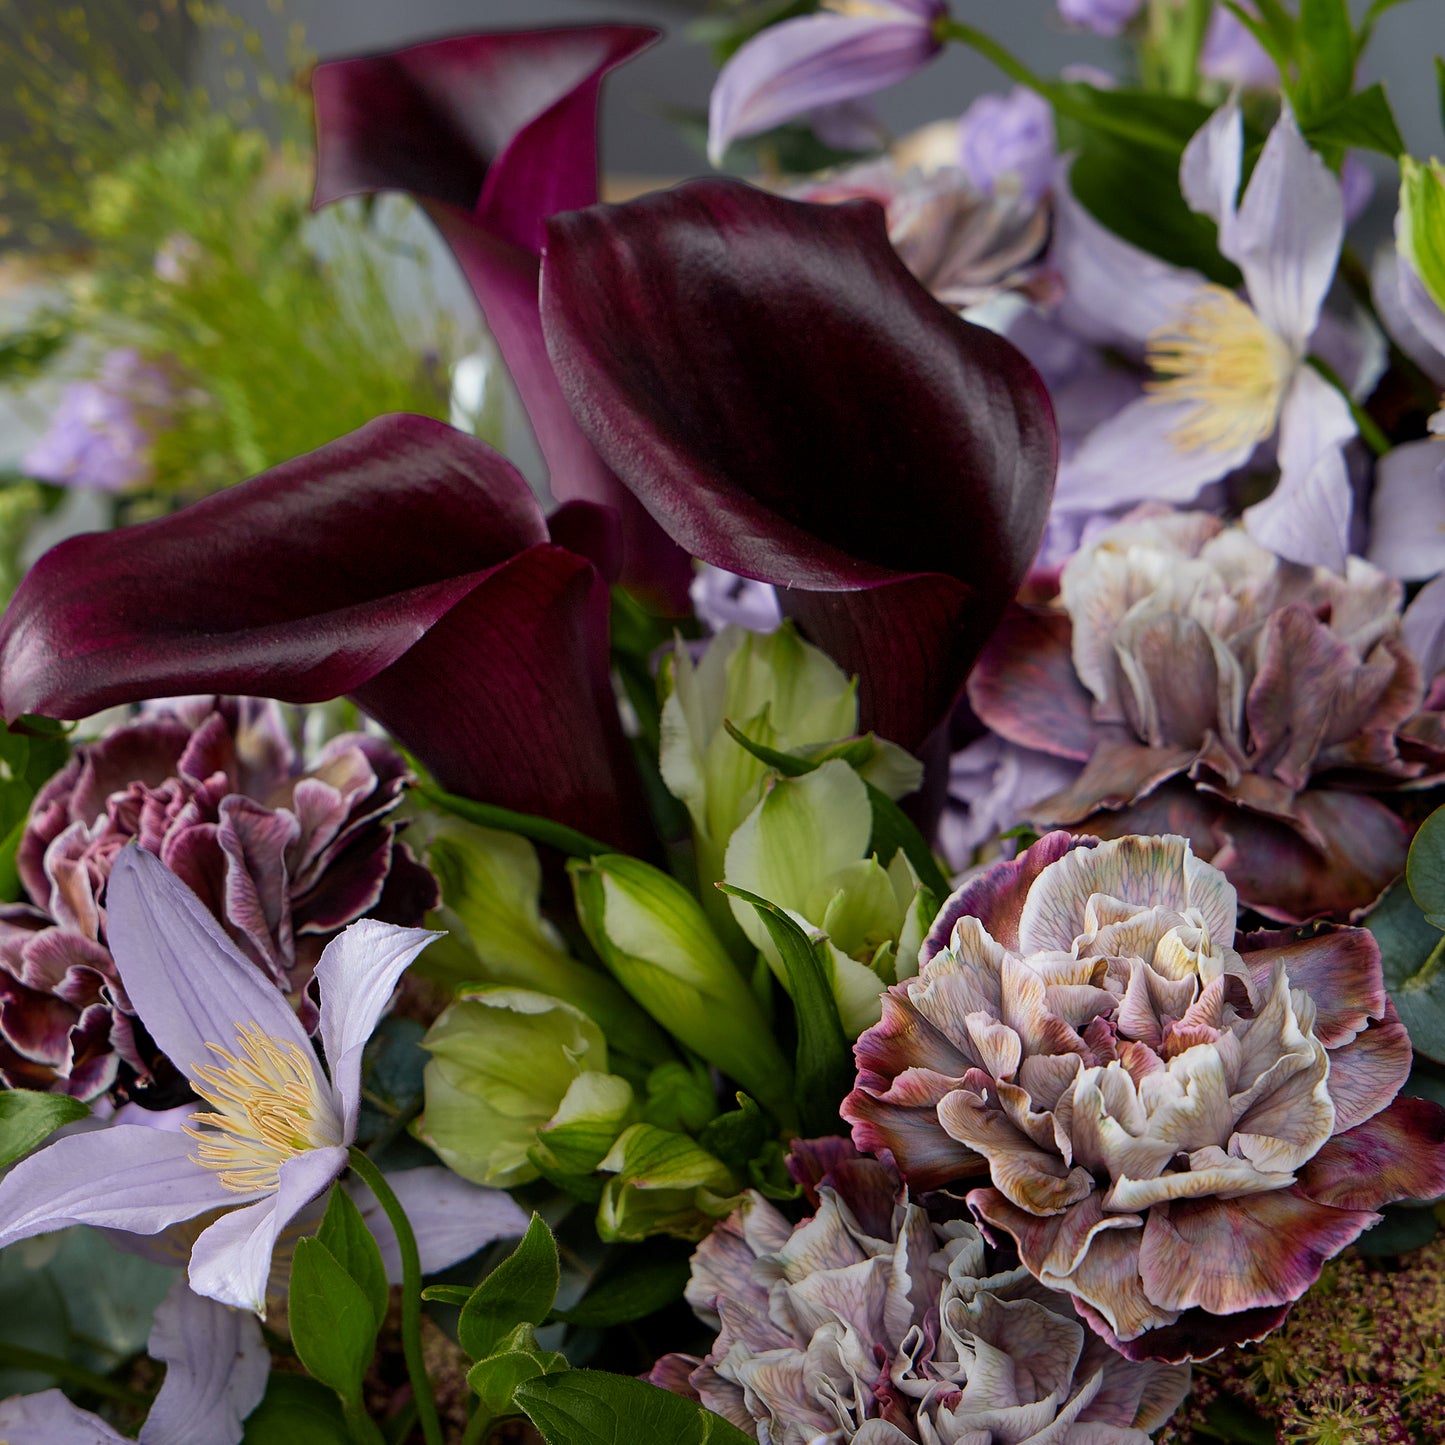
[1179,96,1243,238]
[140,1278,269,1445]
[316,922,439,1138]
[0,1390,128,1444]
[1404,572,1445,681]
[0,1125,238,1249]
[1374,247,1445,385]
[189,1146,347,1313]
[1228,107,1343,354]
[708,11,941,165]
[1369,440,1445,580]
[107,848,314,1082]
[1398,250,1445,362]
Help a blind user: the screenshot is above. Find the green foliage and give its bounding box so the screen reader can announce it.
[416,784,611,861]
[0,1091,88,1169]
[1301,84,1406,158]
[1367,877,1445,1062]
[289,1232,382,1405]
[316,1186,389,1332]
[1407,804,1445,928]
[242,1374,354,1445]
[514,1370,756,1445]
[467,1326,568,1417]
[549,1250,693,1328]
[457,1213,560,1363]
[1295,0,1355,124]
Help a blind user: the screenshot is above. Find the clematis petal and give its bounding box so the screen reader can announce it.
[1243,366,1353,572]
[348,1166,529,1281]
[107,848,314,1080]
[1397,250,1445,362]
[311,27,690,607]
[140,1278,269,1445]
[1227,107,1343,354]
[0,415,651,852]
[0,1124,238,1249]
[316,921,439,1138]
[1404,571,1445,682]
[1179,96,1242,238]
[1368,439,1445,581]
[189,1145,348,1313]
[1298,1095,1445,1209]
[541,178,1057,749]
[707,10,941,166]
[1373,247,1445,384]
[0,1390,128,1443]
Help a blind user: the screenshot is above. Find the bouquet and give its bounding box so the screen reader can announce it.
[0,2,1443,1442]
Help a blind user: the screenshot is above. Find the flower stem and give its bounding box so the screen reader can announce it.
[347,1147,445,1445]
[0,1342,148,1407]
[1307,354,1392,457]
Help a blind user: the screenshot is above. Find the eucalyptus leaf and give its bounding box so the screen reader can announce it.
[0,1091,89,1169]
[1366,878,1445,1063]
[242,1373,353,1445]
[316,1185,388,1330]
[515,1369,757,1445]
[458,1212,560,1362]
[1407,804,1445,926]
[289,1236,379,1404]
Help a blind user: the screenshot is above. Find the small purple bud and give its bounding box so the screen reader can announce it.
[1057,0,1143,35]
[956,87,1056,204]
[1199,3,1277,88]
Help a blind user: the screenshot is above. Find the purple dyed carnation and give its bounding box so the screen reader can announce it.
[0,697,436,1098]
[22,349,174,492]
[956,88,1056,205]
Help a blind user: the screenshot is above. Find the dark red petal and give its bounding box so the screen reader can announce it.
[541,178,1058,748]
[1300,1095,1445,1209]
[0,415,649,852]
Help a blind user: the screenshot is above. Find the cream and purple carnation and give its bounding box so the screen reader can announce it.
[653,1137,1190,1441]
[844,832,1445,1363]
[0,696,436,1097]
[967,508,1445,921]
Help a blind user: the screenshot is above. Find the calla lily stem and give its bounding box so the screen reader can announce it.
[348,1147,445,1445]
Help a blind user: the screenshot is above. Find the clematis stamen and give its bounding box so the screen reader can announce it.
[1145,284,1292,454]
[185,1023,341,1193]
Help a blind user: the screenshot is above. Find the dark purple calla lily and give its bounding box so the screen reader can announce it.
[540,178,1058,750]
[0,414,650,854]
[311,26,692,609]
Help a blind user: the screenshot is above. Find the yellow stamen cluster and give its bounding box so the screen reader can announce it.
[1146,284,1293,455]
[185,1022,340,1193]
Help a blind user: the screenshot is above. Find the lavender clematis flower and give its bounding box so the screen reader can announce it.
[0,1277,267,1445]
[689,565,783,635]
[956,86,1057,206]
[1057,0,1143,37]
[707,0,946,167]
[0,847,436,1314]
[1057,99,1360,572]
[1198,3,1278,89]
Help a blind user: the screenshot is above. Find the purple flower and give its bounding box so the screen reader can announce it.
[707,0,947,167]
[23,350,173,493]
[689,565,782,635]
[1057,0,1143,36]
[956,87,1057,205]
[0,847,436,1313]
[1199,4,1279,89]
[0,697,436,1098]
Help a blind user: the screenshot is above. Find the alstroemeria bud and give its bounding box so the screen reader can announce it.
[596,1123,739,1243]
[724,760,938,1035]
[418,986,634,1188]
[568,856,794,1123]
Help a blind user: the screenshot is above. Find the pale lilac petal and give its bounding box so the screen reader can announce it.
[1243,366,1354,571]
[1049,179,1205,353]
[106,847,313,1081]
[140,1278,269,1445]
[1372,247,1445,385]
[314,922,437,1138]
[1309,303,1388,402]
[0,1125,239,1248]
[0,1390,128,1444]
[1399,251,1445,361]
[188,1145,347,1313]
[1058,394,1255,512]
[1199,5,1277,88]
[1403,572,1445,681]
[348,1166,528,1282]
[1229,108,1344,353]
[707,9,939,166]
[1179,97,1242,236]
[1368,440,1445,580]
[1340,152,1374,227]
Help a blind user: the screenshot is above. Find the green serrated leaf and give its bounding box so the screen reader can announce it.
[458,1212,560,1362]
[515,1369,757,1445]
[289,1236,379,1405]
[1367,877,1445,1063]
[717,885,853,1137]
[0,1091,89,1169]
[549,1250,692,1328]
[1302,83,1406,158]
[242,1373,353,1445]
[316,1185,388,1330]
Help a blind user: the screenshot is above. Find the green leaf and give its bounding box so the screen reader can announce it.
[415,783,610,860]
[1296,0,1356,124]
[0,1091,89,1169]
[1407,804,1445,927]
[289,1236,380,1405]
[1302,84,1406,158]
[316,1185,388,1331]
[550,1248,692,1328]
[466,1326,568,1417]
[718,885,853,1137]
[515,1369,757,1445]
[1367,878,1445,1063]
[457,1212,560,1362]
[242,1373,353,1445]
[1437,56,1445,134]
[1354,1202,1439,1256]
[420,1284,473,1306]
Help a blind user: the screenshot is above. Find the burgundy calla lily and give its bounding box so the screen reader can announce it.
[540,178,1058,750]
[311,26,692,609]
[0,414,650,854]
